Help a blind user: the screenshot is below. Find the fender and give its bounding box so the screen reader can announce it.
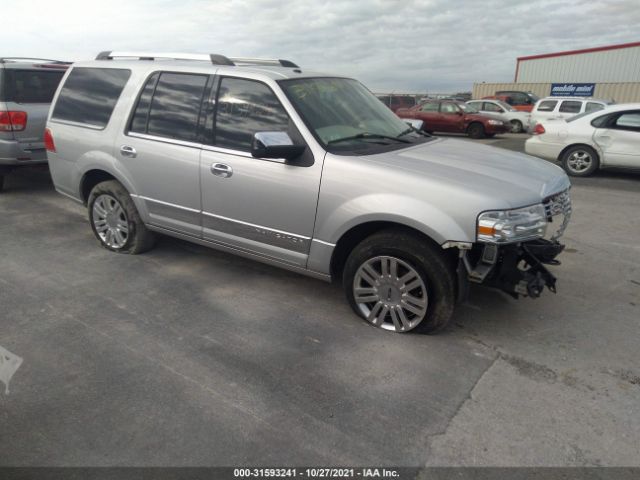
[317,193,473,246]
[75,151,139,202]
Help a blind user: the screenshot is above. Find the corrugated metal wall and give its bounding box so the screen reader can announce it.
[472,82,640,103]
[517,45,640,83]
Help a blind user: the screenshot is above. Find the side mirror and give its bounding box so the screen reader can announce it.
[251,132,305,160]
[405,119,424,130]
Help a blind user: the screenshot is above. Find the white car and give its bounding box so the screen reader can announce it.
[466,99,531,133]
[529,97,612,130]
[525,103,640,176]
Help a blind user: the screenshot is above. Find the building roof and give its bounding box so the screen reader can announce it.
[518,41,640,62]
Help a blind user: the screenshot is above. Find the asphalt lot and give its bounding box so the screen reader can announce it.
[1,133,639,466]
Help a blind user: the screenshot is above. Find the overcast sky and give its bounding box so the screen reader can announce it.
[3,0,638,93]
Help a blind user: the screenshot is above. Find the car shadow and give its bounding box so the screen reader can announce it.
[2,166,54,193]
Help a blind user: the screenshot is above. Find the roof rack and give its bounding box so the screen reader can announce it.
[95,51,299,68]
[0,57,70,64]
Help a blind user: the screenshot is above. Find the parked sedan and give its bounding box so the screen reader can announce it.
[466,99,531,133]
[525,103,640,176]
[396,100,509,138]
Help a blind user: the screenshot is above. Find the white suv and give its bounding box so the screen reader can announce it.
[529,97,612,129]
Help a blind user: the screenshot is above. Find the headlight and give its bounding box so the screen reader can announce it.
[477,204,547,243]
[487,119,503,125]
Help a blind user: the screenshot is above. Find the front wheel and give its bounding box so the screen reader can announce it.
[561,145,599,177]
[88,180,156,254]
[343,230,456,333]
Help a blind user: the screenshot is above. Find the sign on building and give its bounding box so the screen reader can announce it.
[550,83,595,97]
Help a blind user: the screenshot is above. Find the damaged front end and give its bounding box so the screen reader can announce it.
[455,188,572,299]
[461,239,565,299]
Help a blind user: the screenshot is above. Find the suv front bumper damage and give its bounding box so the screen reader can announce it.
[461,239,565,299]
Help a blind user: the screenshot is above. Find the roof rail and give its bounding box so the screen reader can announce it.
[96,51,299,68]
[0,57,70,64]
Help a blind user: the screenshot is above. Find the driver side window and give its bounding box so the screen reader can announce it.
[440,103,459,114]
[483,102,502,113]
[213,77,292,152]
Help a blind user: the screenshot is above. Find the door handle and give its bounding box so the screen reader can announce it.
[120,145,137,158]
[211,163,233,178]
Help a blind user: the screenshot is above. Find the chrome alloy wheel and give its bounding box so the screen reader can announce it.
[92,194,129,249]
[353,256,428,332]
[566,150,593,174]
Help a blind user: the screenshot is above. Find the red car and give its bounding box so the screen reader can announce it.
[396,100,509,139]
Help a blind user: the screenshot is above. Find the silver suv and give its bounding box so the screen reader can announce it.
[46,51,572,333]
[0,57,68,190]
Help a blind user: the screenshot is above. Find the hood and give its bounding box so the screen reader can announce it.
[367,137,570,208]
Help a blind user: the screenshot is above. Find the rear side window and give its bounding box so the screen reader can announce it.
[214,77,290,151]
[506,92,528,105]
[2,69,65,104]
[420,102,439,112]
[537,100,557,112]
[129,72,208,142]
[52,68,130,128]
[559,101,582,113]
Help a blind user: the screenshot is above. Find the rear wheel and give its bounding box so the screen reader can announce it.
[510,119,524,133]
[343,230,456,334]
[88,180,156,254]
[467,122,485,139]
[561,145,599,177]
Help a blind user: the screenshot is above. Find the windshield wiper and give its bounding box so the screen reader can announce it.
[397,126,429,138]
[327,132,411,145]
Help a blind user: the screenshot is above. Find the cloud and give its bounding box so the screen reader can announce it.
[2,0,638,93]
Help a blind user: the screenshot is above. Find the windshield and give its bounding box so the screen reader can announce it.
[528,93,540,103]
[496,100,516,111]
[280,77,429,152]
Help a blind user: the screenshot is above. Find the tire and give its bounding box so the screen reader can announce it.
[510,120,524,133]
[343,230,456,334]
[467,122,485,139]
[87,180,156,254]
[561,145,599,177]
[0,175,4,192]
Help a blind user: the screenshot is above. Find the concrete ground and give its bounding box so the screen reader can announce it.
[0,134,639,466]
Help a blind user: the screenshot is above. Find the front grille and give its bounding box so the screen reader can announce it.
[543,189,572,241]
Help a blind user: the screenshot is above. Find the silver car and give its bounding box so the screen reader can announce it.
[46,51,572,334]
[0,57,68,191]
[466,99,531,133]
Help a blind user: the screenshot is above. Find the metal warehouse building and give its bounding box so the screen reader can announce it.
[474,41,640,102]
